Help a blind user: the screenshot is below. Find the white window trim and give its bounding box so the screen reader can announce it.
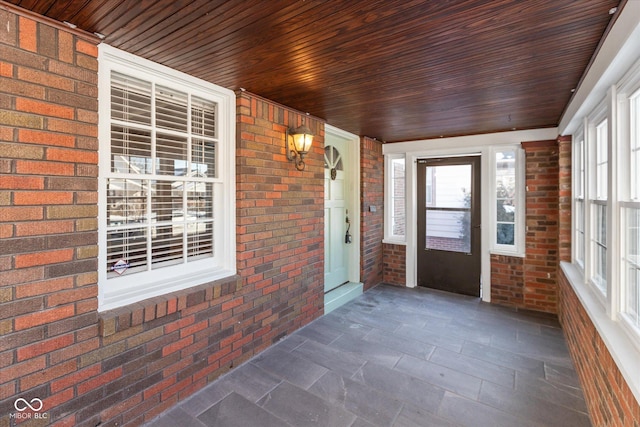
[97,44,236,311]
[489,145,525,257]
[383,153,407,245]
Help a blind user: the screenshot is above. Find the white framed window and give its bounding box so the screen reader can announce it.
[384,155,406,242]
[620,81,640,340]
[574,132,586,267]
[98,45,236,311]
[491,146,525,256]
[588,117,608,296]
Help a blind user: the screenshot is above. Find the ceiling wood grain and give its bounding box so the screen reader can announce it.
[5,0,620,142]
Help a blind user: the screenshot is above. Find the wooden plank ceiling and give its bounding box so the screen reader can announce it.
[6,0,621,142]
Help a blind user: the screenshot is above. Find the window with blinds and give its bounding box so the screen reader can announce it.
[106,71,218,279]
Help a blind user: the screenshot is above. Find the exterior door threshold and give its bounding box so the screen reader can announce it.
[324,282,363,314]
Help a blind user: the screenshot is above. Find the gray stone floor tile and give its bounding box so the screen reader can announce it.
[461,340,545,376]
[214,362,282,403]
[479,380,592,427]
[515,370,588,412]
[150,407,207,427]
[258,380,356,427]
[293,338,367,376]
[329,335,403,368]
[270,332,307,352]
[350,416,378,427]
[395,324,465,353]
[393,403,459,427]
[250,347,328,389]
[197,392,290,427]
[362,328,436,360]
[179,382,232,416]
[309,371,403,427]
[428,347,515,388]
[146,285,590,427]
[352,362,445,413]
[297,320,345,345]
[438,392,539,427]
[395,354,482,400]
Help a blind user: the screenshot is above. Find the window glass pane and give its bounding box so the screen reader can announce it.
[187,182,213,220]
[191,96,216,138]
[596,120,608,200]
[631,92,640,200]
[497,223,515,245]
[593,203,607,294]
[424,164,471,253]
[425,210,470,253]
[156,85,188,132]
[576,139,584,198]
[107,228,148,278]
[391,158,405,236]
[428,165,470,208]
[192,139,216,178]
[111,71,151,125]
[156,133,187,176]
[106,69,219,284]
[575,199,585,265]
[496,151,516,247]
[111,126,152,174]
[624,207,640,327]
[107,178,147,226]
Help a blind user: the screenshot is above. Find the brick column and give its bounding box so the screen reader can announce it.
[360,136,384,290]
[557,135,572,262]
[521,139,559,313]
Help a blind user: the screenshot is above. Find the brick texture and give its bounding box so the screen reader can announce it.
[491,140,559,314]
[382,243,405,286]
[360,137,384,290]
[558,272,640,427]
[0,9,324,427]
[557,135,572,262]
[235,90,324,348]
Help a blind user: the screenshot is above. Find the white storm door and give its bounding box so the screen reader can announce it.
[324,141,349,292]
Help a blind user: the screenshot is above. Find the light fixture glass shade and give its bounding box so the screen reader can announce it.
[291,123,313,155]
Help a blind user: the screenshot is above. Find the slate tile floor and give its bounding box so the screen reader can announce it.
[146,285,591,427]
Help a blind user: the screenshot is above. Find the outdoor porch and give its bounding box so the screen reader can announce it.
[146,285,589,427]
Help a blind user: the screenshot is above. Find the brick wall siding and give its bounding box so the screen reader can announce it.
[235,90,324,341]
[382,243,405,286]
[558,272,640,426]
[491,140,559,313]
[557,135,572,263]
[360,136,384,291]
[0,9,324,426]
[490,254,525,307]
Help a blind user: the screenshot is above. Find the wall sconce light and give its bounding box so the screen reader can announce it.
[286,119,314,171]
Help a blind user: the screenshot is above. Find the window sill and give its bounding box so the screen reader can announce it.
[98,274,241,338]
[382,238,406,246]
[560,261,640,404]
[489,249,525,258]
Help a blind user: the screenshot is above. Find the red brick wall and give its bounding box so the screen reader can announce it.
[0,9,324,426]
[382,243,405,286]
[557,135,572,262]
[558,272,640,426]
[491,140,559,313]
[490,254,524,307]
[235,90,324,340]
[360,136,384,290]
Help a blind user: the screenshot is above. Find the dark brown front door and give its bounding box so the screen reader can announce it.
[417,156,481,297]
